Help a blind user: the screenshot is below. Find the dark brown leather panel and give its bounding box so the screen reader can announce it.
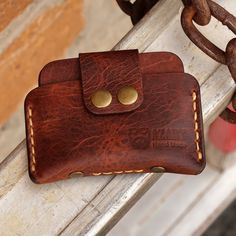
[139,52,184,74]
[79,50,143,114]
[39,58,81,85]
[25,72,205,184]
[38,52,184,86]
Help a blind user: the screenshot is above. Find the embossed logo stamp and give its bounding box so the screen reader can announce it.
[128,128,150,149]
[128,128,187,149]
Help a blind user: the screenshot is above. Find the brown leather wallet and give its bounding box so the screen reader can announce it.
[25,50,205,184]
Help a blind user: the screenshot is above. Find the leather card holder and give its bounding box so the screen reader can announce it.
[24,50,205,183]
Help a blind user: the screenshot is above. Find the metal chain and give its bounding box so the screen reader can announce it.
[116,0,236,123]
[181,0,236,123]
[182,0,211,25]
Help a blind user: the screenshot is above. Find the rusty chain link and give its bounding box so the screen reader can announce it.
[181,0,236,123]
[182,0,211,25]
[181,1,236,64]
[116,0,236,123]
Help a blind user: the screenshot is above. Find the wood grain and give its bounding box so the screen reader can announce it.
[167,161,236,236]
[0,0,32,32]
[108,166,219,236]
[0,0,84,125]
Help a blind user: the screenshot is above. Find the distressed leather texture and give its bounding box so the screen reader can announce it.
[39,52,184,85]
[79,50,143,114]
[25,50,205,184]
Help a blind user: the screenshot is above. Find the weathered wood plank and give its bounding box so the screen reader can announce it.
[0,0,131,163]
[0,0,235,235]
[167,160,236,236]
[0,142,114,235]
[0,140,27,198]
[0,106,25,163]
[108,166,219,236]
[201,66,235,126]
[0,0,84,125]
[114,0,182,52]
[0,0,64,54]
[0,0,32,32]
[60,174,161,236]
[109,153,236,236]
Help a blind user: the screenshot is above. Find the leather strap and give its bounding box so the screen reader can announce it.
[79,50,143,114]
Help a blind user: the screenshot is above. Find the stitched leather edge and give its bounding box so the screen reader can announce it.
[192,91,202,161]
[92,169,144,176]
[27,91,203,177]
[28,107,36,173]
[79,50,143,115]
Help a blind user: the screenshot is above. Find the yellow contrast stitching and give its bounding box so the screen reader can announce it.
[91,169,144,176]
[27,107,144,177]
[27,92,202,175]
[192,91,203,161]
[28,107,36,172]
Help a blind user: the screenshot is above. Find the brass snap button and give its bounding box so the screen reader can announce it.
[151,167,165,173]
[117,86,138,105]
[91,89,112,108]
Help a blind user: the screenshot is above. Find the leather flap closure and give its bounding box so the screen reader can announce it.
[79,50,143,114]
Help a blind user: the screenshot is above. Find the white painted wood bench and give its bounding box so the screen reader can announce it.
[0,0,235,235]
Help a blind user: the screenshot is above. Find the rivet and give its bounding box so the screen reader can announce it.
[69,171,84,178]
[91,89,112,108]
[151,166,165,173]
[117,86,138,105]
